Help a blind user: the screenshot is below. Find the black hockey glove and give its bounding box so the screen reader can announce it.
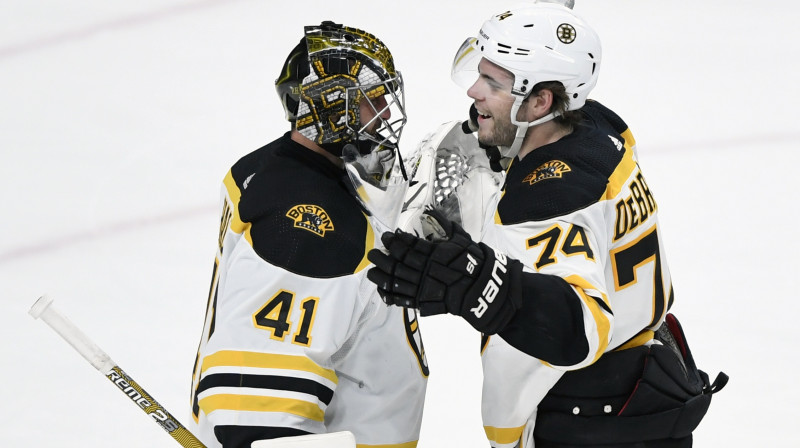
[367,211,523,334]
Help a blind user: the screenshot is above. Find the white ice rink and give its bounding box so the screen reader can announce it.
[2,0,798,446]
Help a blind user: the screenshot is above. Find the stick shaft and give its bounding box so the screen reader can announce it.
[30,295,206,448]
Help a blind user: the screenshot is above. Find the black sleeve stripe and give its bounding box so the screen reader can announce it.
[197,373,334,405]
[499,273,590,366]
[589,294,613,315]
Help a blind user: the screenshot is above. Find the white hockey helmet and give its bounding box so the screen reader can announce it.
[451,2,601,154]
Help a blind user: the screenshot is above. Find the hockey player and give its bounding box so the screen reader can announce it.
[368,3,725,447]
[189,22,427,448]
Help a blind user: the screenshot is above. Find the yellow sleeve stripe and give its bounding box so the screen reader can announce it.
[223,170,253,245]
[355,212,375,273]
[494,158,514,225]
[484,425,524,445]
[198,394,324,422]
[493,189,506,225]
[201,350,338,384]
[603,143,637,201]
[615,329,655,351]
[357,441,418,448]
[564,275,611,363]
[621,128,636,149]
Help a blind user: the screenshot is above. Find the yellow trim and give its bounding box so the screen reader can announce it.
[198,394,324,422]
[484,425,524,445]
[616,330,655,351]
[357,441,418,448]
[564,275,611,363]
[493,189,506,225]
[353,211,375,274]
[355,212,375,273]
[621,128,636,149]
[480,335,491,356]
[201,350,338,384]
[252,289,294,342]
[610,224,657,292]
[402,311,429,378]
[292,297,319,347]
[223,170,253,246]
[452,38,477,67]
[296,115,314,127]
[604,145,637,201]
[494,158,515,225]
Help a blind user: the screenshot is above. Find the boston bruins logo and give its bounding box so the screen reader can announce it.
[286,204,334,237]
[523,160,572,185]
[557,23,577,44]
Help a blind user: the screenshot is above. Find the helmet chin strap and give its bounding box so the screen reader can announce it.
[497,98,559,160]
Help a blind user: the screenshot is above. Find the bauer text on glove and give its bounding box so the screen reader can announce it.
[366,221,523,334]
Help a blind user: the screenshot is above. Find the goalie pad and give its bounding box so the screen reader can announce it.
[251,431,356,448]
[397,120,504,240]
[533,314,728,447]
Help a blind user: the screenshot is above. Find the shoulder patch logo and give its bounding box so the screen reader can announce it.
[286,204,334,237]
[243,173,255,190]
[608,135,623,151]
[523,160,572,185]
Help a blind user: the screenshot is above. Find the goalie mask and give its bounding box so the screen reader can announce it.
[450,2,601,157]
[275,21,407,158]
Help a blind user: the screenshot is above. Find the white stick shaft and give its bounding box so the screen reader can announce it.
[29,295,207,448]
[29,295,116,373]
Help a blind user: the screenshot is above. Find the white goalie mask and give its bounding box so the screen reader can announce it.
[451,3,601,158]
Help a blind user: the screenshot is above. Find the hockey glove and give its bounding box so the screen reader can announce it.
[367,211,523,334]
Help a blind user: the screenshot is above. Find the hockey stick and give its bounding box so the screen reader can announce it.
[29,295,206,448]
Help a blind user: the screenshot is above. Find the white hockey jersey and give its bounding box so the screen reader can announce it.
[190,133,428,448]
[482,101,672,447]
[400,101,673,448]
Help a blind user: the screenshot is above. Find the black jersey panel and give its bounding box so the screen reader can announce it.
[500,272,590,366]
[229,133,369,278]
[582,99,630,139]
[498,108,628,224]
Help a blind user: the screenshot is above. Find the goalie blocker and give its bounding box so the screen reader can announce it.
[533,314,728,447]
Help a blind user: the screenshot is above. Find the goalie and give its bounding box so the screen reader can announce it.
[190,21,426,448]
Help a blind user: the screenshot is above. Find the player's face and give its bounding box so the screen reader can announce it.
[467,58,518,147]
[359,94,391,136]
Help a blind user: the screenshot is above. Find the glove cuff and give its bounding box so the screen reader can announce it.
[461,243,523,334]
